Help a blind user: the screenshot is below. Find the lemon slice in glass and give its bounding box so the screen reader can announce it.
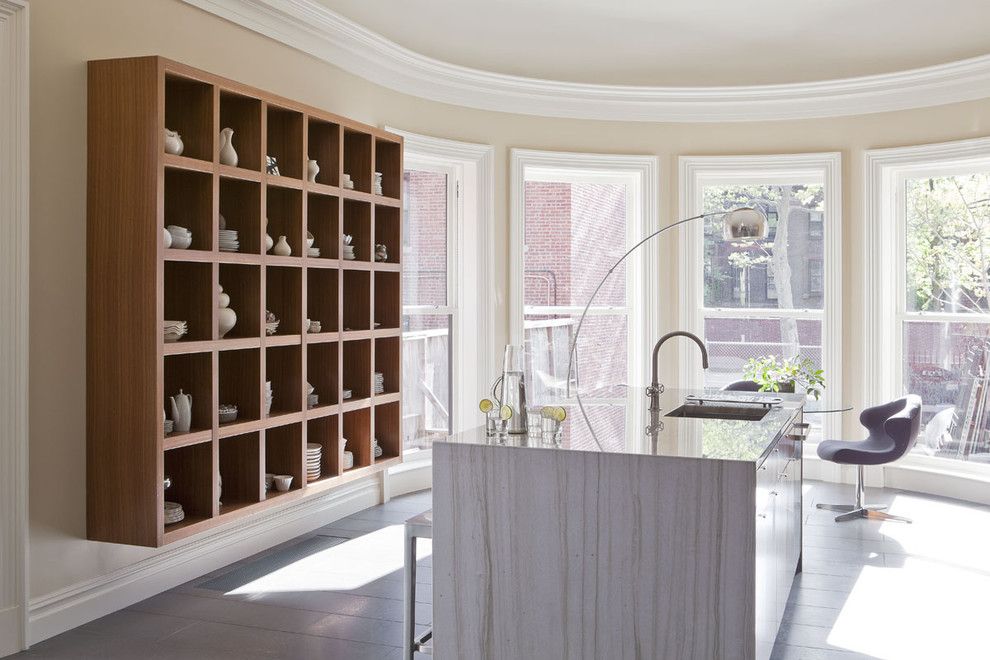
[479,398,494,414]
[499,404,513,421]
[553,407,567,423]
[540,406,555,419]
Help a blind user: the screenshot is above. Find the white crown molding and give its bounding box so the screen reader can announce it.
[182,0,990,122]
[0,0,30,656]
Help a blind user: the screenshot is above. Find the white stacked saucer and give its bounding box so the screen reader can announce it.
[164,501,185,525]
[306,442,322,482]
[342,244,356,260]
[164,320,188,342]
[264,380,273,416]
[219,228,239,252]
[167,225,192,250]
[373,172,383,196]
[342,388,353,400]
[343,449,354,470]
[307,247,320,257]
[373,372,385,395]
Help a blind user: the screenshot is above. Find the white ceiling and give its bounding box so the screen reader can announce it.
[314,0,990,86]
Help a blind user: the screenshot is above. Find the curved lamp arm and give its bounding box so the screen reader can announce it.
[564,208,766,449]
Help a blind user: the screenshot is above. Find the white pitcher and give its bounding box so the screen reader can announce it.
[219,127,238,167]
[169,389,192,434]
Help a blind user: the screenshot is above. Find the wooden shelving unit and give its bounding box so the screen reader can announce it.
[87,56,403,547]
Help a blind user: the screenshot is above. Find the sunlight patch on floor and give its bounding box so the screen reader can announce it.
[226,525,433,595]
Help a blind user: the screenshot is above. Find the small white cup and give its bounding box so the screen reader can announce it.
[274,475,293,492]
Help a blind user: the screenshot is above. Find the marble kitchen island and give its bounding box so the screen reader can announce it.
[432,388,807,660]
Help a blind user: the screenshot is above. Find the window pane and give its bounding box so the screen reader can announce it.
[703,184,825,310]
[402,170,447,306]
[905,172,990,314]
[904,320,990,462]
[524,314,628,401]
[524,181,627,307]
[704,317,823,390]
[402,314,451,450]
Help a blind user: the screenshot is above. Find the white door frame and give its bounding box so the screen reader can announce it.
[0,0,30,655]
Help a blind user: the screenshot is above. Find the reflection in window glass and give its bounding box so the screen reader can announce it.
[402,314,451,450]
[703,317,823,390]
[525,314,628,401]
[402,170,447,307]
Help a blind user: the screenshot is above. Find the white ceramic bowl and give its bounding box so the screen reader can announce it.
[273,475,293,492]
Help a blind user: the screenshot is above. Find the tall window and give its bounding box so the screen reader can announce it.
[681,155,842,439]
[402,164,455,450]
[511,150,657,451]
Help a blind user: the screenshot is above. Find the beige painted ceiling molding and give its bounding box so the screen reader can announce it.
[189,0,990,122]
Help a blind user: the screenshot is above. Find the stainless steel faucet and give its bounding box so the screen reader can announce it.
[646,331,710,433]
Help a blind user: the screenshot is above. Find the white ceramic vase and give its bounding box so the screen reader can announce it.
[307,159,320,183]
[273,235,291,256]
[219,127,238,167]
[264,217,274,253]
[218,285,237,338]
[164,128,183,155]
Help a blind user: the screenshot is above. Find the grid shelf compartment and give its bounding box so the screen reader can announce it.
[219,348,261,426]
[374,271,400,330]
[164,169,213,251]
[219,264,261,340]
[164,352,213,436]
[265,423,303,495]
[164,261,212,342]
[220,178,262,255]
[266,344,302,415]
[342,408,372,470]
[343,200,372,263]
[306,193,339,260]
[219,432,263,513]
[374,138,401,199]
[374,205,400,265]
[266,186,303,258]
[219,91,262,172]
[307,119,340,186]
[374,337,400,396]
[343,129,372,193]
[374,402,401,462]
[306,415,340,481]
[265,266,303,336]
[164,74,214,162]
[307,341,339,408]
[342,270,371,331]
[307,268,339,335]
[266,105,303,180]
[342,339,371,401]
[164,441,215,528]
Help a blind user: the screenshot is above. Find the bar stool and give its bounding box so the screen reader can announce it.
[404,509,433,658]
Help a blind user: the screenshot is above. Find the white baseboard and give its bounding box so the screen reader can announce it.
[884,464,990,506]
[28,477,382,646]
[0,605,23,657]
[387,460,432,498]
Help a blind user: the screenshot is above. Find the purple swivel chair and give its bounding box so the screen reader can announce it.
[722,380,763,392]
[815,395,922,523]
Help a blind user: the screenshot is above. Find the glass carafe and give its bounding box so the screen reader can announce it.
[501,345,528,434]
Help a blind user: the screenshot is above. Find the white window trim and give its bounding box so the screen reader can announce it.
[385,128,495,465]
[865,136,990,486]
[678,153,843,447]
[509,149,660,392]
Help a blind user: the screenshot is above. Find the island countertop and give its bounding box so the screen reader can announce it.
[434,387,806,464]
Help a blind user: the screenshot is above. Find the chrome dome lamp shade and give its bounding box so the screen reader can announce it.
[722,207,769,241]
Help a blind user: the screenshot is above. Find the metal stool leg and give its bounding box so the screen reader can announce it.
[403,529,417,660]
[815,465,909,523]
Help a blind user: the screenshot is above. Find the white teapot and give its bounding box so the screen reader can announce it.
[169,389,192,434]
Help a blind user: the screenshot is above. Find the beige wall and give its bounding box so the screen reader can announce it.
[29,0,990,599]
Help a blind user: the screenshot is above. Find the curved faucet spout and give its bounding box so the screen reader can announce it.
[648,331,709,412]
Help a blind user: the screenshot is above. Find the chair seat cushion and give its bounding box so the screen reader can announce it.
[817,438,896,465]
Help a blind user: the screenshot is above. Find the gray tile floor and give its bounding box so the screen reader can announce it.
[18,482,990,659]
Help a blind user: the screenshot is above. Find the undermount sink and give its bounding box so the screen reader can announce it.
[665,403,770,422]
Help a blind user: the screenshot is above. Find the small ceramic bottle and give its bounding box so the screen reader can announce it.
[264,217,274,253]
[273,235,291,256]
[218,285,237,338]
[219,127,238,167]
[307,158,320,183]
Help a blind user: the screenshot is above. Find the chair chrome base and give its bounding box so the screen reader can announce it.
[815,465,912,524]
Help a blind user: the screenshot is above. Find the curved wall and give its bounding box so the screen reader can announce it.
[29,0,990,601]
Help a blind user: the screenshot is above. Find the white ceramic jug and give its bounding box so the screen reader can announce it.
[169,389,192,434]
[273,235,291,256]
[219,127,238,167]
[307,159,320,183]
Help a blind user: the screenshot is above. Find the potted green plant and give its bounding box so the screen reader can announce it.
[742,355,826,400]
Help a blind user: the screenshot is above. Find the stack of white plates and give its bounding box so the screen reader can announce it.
[306,442,322,482]
[373,372,385,395]
[264,472,274,491]
[167,225,192,249]
[342,244,356,260]
[164,418,174,435]
[373,438,383,458]
[264,381,273,416]
[164,501,185,525]
[219,228,239,252]
[164,320,188,342]
[373,172,383,196]
[307,247,321,257]
[343,449,354,470]
[342,388,353,400]
[341,173,354,190]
